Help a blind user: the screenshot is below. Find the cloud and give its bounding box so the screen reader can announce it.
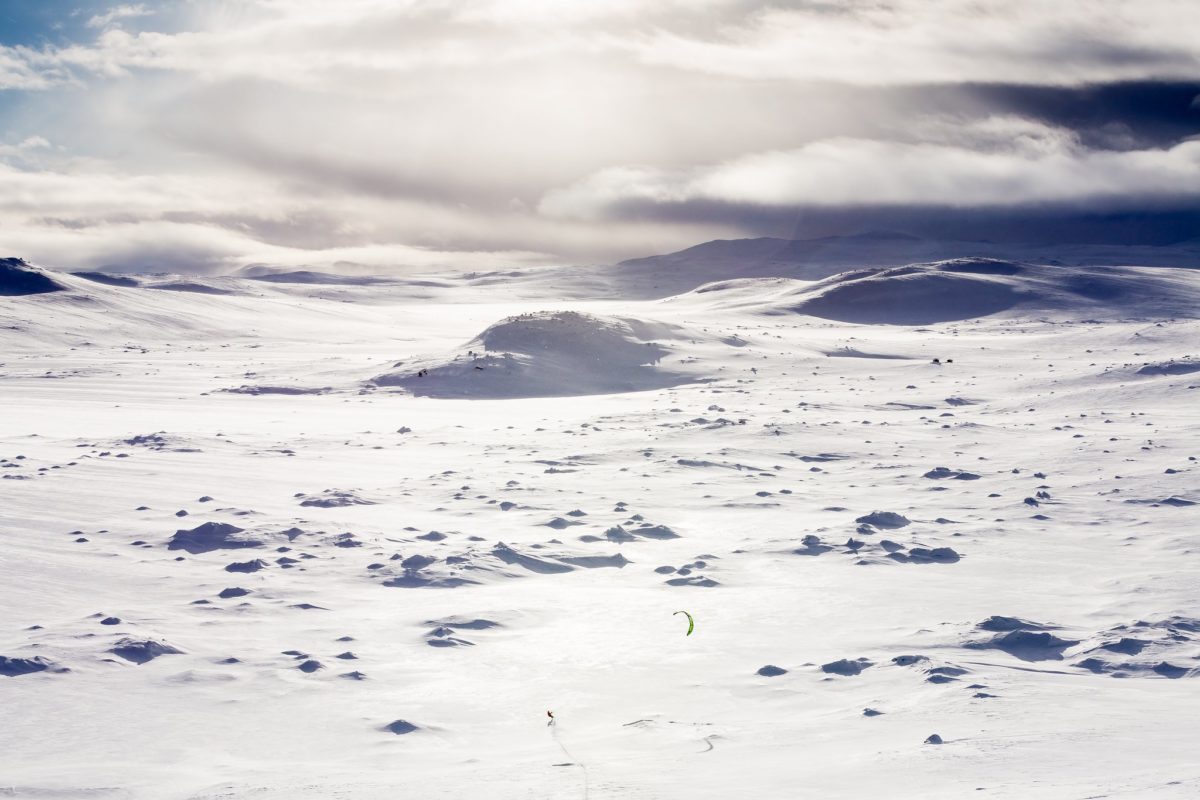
[0,1,1197,271]
[2,217,548,275]
[5,1,1199,91]
[0,47,73,90]
[622,1,1200,86]
[0,154,718,272]
[86,5,153,30]
[955,82,1200,151]
[540,119,1200,218]
[0,136,51,158]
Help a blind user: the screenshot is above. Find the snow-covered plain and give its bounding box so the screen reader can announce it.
[2,253,1200,799]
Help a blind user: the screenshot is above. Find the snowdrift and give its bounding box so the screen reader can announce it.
[72,271,141,287]
[149,281,236,295]
[372,311,702,398]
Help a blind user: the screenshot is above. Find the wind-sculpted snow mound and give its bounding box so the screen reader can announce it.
[771,260,1200,324]
[780,261,1028,324]
[372,311,708,398]
[0,258,66,296]
[147,281,236,295]
[71,271,141,287]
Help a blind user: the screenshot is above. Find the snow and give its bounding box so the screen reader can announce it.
[1,258,66,296]
[550,233,1200,300]
[2,251,1200,798]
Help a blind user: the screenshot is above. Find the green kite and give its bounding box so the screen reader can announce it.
[674,610,694,636]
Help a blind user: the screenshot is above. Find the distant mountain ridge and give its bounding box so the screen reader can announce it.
[597,232,1200,299]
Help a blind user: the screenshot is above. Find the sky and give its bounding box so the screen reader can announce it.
[1,0,1199,274]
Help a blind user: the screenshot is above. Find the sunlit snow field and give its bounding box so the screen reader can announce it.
[2,258,1199,799]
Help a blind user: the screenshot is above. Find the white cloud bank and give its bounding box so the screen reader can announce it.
[9,1,1200,90]
[541,119,1200,219]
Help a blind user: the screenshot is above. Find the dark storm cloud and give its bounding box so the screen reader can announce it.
[595,196,1200,247]
[783,205,1200,246]
[961,81,1200,150]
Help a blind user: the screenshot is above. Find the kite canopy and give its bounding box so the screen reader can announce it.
[674,610,695,636]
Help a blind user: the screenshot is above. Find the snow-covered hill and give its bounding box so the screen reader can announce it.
[371,311,732,398]
[763,259,1200,324]
[563,233,1200,299]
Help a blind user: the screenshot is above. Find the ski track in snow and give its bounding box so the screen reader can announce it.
[2,258,1200,799]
